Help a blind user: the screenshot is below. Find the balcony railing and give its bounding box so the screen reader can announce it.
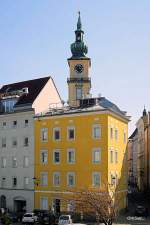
[67,77,91,83]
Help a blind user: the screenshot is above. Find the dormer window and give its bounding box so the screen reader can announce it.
[1,99,17,113]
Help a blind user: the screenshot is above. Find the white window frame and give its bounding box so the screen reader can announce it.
[110,127,113,139]
[24,177,29,188]
[53,172,60,187]
[12,120,17,129]
[53,127,61,141]
[115,129,118,141]
[2,137,6,148]
[115,151,118,163]
[12,176,17,187]
[2,122,6,129]
[12,157,17,168]
[92,172,101,187]
[24,119,29,127]
[41,128,48,142]
[53,150,60,164]
[12,137,17,148]
[110,149,113,163]
[1,177,6,188]
[67,149,75,164]
[40,172,48,186]
[24,137,29,147]
[123,130,127,143]
[67,172,75,187]
[67,126,75,140]
[23,156,29,168]
[41,150,48,165]
[40,197,48,210]
[92,148,101,164]
[1,157,6,168]
[92,124,101,139]
[76,87,82,100]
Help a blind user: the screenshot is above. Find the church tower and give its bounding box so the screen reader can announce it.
[67,12,91,107]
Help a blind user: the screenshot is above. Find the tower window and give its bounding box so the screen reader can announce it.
[76,87,82,100]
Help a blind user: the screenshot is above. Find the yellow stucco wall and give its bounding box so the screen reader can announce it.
[34,111,128,211]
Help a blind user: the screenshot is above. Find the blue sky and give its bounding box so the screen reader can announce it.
[0,0,150,134]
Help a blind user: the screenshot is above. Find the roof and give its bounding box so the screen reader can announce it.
[98,97,125,115]
[0,76,50,106]
[36,96,129,122]
[129,128,138,139]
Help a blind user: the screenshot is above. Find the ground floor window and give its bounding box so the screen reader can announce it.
[40,197,48,210]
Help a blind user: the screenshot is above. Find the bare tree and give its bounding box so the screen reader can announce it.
[62,185,119,225]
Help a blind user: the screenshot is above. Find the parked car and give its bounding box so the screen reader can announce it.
[58,215,72,225]
[22,213,38,224]
[135,205,149,217]
[33,209,56,225]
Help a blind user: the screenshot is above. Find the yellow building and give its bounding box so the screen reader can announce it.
[34,13,130,213]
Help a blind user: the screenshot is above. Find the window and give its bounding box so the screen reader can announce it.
[92,172,101,187]
[25,119,29,127]
[115,151,118,163]
[53,128,61,141]
[76,87,82,100]
[53,150,60,164]
[12,137,17,147]
[123,131,126,143]
[92,148,101,164]
[67,172,75,187]
[67,126,75,140]
[110,149,113,163]
[12,157,17,168]
[41,150,48,164]
[12,177,17,187]
[93,124,101,139]
[53,172,60,187]
[40,197,48,210]
[23,156,29,167]
[12,120,17,128]
[67,149,75,164]
[2,122,6,129]
[2,137,6,148]
[41,173,48,186]
[24,177,29,187]
[1,157,6,168]
[2,99,17,113]
[110,127,113,139]
[115,129,118,141]
[110,174,116,185]
[24,137,29,147]
[67,201,75,212]
[41,128,48,142]
[1,177,6,188]
[115,172,118,185]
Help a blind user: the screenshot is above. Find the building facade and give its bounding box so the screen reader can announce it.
[0,77,62,212]
[34,14,129,213]
[128,129,138,185]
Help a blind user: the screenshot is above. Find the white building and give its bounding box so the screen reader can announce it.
[0,76,62,212]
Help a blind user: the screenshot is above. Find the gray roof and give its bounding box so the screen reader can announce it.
[98,97,126,116]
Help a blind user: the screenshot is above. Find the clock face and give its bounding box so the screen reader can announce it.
[74,64,84,73]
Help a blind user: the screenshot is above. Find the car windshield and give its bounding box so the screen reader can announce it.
[24,214,33,217]
[60,216,69,220]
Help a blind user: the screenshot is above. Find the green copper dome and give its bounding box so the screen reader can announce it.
[70,12,88,58]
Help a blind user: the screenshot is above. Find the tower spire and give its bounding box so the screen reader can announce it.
[70,12,88,58]
[77,11,82,30]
